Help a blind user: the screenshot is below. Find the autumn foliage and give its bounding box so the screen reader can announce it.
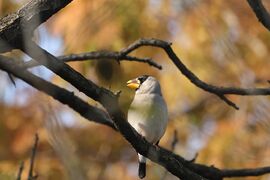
[1,0,270,179]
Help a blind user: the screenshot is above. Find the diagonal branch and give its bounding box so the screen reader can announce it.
[1,1,270,179]
[22,51,162,70]
[120,38,270,109]
[0,55,115,130]
[247,0,270,31]
[23,41,206,179]
[0,53,205,180]
[1,49,270,180]
[20,40,119,108]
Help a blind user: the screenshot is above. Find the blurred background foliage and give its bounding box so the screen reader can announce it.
[1,0,270,179]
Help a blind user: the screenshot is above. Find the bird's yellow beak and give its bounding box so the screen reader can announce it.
[126,79,140,89]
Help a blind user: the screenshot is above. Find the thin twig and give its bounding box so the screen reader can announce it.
[1,0,270,176]
[2,47,270,180]
[0,49,205,180]
[22,51,162,70]
[7,73,16,87]
[28,133,39,180]
[171,130,178,152]
[120,38,270,109]
[15,38,270,111]
[16,161,24,180]
[218,94,239,110]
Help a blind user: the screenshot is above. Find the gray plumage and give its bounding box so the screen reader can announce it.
[127,75,168,179]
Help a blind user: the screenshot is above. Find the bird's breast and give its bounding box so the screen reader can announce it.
[127,94,168,143]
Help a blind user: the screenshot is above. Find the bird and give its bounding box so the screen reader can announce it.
[126,75,168,179]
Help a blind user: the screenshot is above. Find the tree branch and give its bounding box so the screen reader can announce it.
[1,0,270,179]
[22,51,162,70]
[0,53,205,180]
[28,41,208,179]
[221,166,270,178]
[247,0,270,31]
[21,41,119,108]
[0,55,116,130]
[120,38,270,109]
[1,44,270,180]
[28,134,39,180]
[0,0,72,53]
[16,161,24,180]
[1,0,268,111]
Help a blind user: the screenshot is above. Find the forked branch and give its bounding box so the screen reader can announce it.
[1,54,270,180]
[22,51,162,70]
[120,38,270,109]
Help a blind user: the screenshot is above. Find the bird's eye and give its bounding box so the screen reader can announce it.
[138,75,148,84]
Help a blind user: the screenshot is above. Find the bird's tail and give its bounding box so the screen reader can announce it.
[138,154,146,179]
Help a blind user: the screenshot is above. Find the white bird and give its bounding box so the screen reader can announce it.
[126,75,168,179]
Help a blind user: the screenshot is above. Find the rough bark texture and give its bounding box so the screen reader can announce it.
[0,0,72,52]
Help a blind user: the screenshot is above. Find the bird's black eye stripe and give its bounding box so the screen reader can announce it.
[138,75,149,84]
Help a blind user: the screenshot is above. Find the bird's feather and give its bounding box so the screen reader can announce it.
[127,76,168,179]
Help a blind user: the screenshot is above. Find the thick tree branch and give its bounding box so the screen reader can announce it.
[1,0,269,110]
[184,163,270,180]
[2,47,270,180]
[0,53,204,179]
[1,0,270,179]
[247,0,270,31]
[0,55,115,130]
[25,41,206,179]
[0,0,72,53]
[22,51,162,70]
[221,166,270,178]
[20,41,120,109]
[120,38,270,109]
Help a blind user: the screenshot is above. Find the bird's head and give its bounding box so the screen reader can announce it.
[126,75,162,95]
